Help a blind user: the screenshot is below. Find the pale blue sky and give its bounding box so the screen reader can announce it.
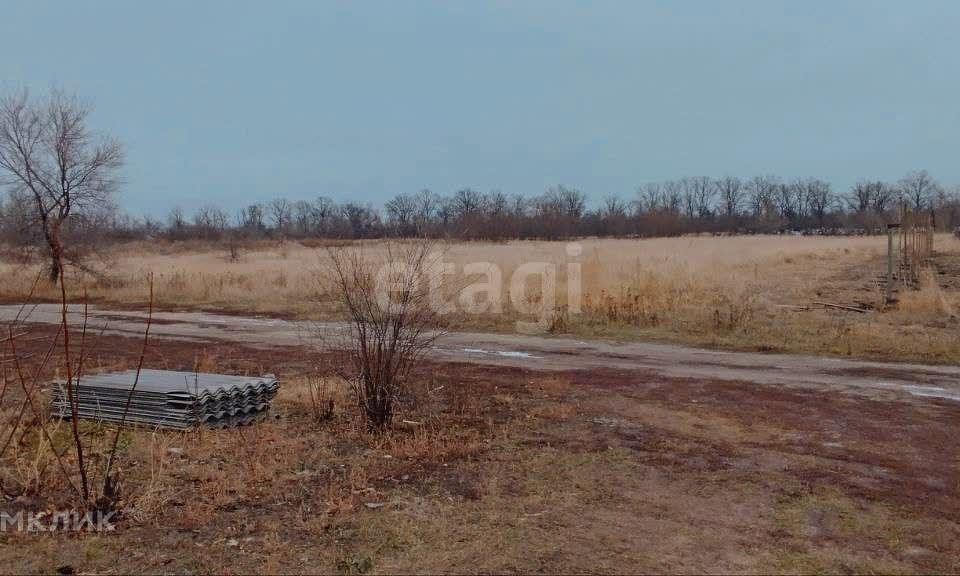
[2,0,957,216]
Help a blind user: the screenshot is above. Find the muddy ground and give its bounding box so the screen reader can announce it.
[1,326,958,573]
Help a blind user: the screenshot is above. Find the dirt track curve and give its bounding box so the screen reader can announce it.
[1,304,958,403]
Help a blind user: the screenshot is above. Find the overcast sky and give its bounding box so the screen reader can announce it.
[2,0,957,216]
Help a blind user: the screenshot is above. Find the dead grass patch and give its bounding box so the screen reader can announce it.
[1,328,959,573]
[897,270,956,318]
[8,235,960,365]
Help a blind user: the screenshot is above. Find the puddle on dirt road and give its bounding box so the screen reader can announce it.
[903,384,960,402]
[460,347,540,359]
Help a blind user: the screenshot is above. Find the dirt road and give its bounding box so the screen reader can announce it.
[2,303,958,402]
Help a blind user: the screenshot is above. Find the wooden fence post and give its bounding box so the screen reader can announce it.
[886,223,897,303]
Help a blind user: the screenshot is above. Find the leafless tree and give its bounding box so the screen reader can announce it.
[680,177,697,219]
[385,192,418,236]
[872,182,895,215]
[141,214,163,237]
[485,189,510,239]
[412,189,438,234]
[310,196,336,235]
[848,180,893,216]
[238,203,265,236]
[486,189,507,215]
[780,181,801,222]
[291,200,314,236]
[690,176,715,219]
[450,188,484,238]
[452,187,483,219]
[898,170,941,211]
[211,207,229,232]
[715,176,743,217]
[599,194,630,235]
[746,175,778,219]
[509,193,528,218]
[804,178,834,226]
[557,185,586,218]
[662,180,684,213]
[193,204,228,238]
[435,195,455,229]
[268,197,291,235]
[850,180,876,213]
[325,240,443,428]
[601,194,628,218]
[168,206,184,228]
[938,186,960,232]
[341,202,381,238]
[532,185,586,239]
[636,182,663,213]
[0,89,123,281]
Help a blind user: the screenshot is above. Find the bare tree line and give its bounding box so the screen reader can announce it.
[3,90,960,271]
[48,172,954,243]
[4,171,959,252]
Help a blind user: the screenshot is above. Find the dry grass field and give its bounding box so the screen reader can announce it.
[1,236,958,573]
[1,234,957,363]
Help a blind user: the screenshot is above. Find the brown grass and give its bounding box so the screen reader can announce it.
[897,270,955,317]
[1,234,959,362]
[2,330,958,573]
[1,235,886,312]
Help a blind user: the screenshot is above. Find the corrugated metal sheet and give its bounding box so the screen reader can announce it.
[50,370,279,429]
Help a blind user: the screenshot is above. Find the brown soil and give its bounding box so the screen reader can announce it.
[1,326,958,573]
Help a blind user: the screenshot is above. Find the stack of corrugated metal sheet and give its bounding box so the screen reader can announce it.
[50,369,279,429]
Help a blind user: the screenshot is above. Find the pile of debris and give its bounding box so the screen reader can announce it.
[50,369,280,429]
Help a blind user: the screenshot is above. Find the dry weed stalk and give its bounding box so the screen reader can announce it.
[0,260,155,514]
[307,372,336,422]
[3,270,85,501]
[100,275,154,509]
[898,270,954,317]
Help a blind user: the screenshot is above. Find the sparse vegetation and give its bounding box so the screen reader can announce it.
[1,329,958,573]
[1,234,957,363]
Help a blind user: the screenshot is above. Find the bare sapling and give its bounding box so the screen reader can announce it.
[101,274,154,512]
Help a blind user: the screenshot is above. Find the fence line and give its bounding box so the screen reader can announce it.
[885,203,935,303]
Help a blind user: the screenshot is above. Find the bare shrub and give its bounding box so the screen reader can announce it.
[225,232,242,262]
[325,240,443,428]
